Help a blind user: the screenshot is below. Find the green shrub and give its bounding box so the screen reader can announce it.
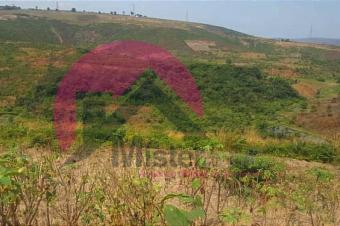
[263,142,336,163]
[316,77,326,82]
[183,135,222,150]
[0,124,28,140]
[256,122,294,139]
[307,167,334,182]
[130,135,144,148]
[0,150,55,226]
[230,154,284,183]
[112,128,126,146]
[336,77,340,83]
[29,128,54,148]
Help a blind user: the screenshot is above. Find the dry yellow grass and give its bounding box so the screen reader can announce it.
[293,83,318,98]
[185,40,216,52]
[0,67,10,72]
[15,47,74,71]
[3,9,193,31]
[240,51,266,60]
[0,14,17,20]
[265,67,298,78]
[0,96,16,107]
[242,129,284,146]
[275,40,340,51]
[295,96,340,136]
[167,130,185,140]
[16,146,340,226]
[16,47,50,71]
[125,106,159,132]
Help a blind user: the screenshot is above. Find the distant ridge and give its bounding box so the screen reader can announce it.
[294,38,340,46]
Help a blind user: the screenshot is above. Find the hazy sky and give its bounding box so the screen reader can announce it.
[1,1,340,39]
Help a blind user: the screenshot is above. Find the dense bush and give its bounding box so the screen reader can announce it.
[237,141,337,164]
[190,63,300,130]
[29,128,54,148]
[256,122,296,139]
[263,142,336,163]
[230,154,284,183]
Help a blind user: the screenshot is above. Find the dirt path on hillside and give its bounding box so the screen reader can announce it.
[51,26,63,44]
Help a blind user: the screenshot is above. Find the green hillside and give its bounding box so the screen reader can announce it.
[0,9,340,226]
[0,9,339,160]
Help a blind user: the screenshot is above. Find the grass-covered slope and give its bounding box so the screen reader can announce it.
[0,9,340,226]
[0,9,339,163]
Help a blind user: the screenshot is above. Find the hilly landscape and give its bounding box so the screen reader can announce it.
[0,9,340,226]
[294,38,340,47]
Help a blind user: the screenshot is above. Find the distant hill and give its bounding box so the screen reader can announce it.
[0,9,339,226]
[0,9,340,153]
[294,38,340,46]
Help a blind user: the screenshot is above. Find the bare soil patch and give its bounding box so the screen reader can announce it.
[240,51,266,60]
[265,67,298,78]
[0,14,17,20]
[295,97,340,136]
[293,83,318,98]
[185,40,216,52]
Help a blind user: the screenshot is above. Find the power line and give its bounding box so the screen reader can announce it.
[309,24,313,38]
[185,9,188,22]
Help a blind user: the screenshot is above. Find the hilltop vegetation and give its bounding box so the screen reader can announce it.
[0,9,339,226]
